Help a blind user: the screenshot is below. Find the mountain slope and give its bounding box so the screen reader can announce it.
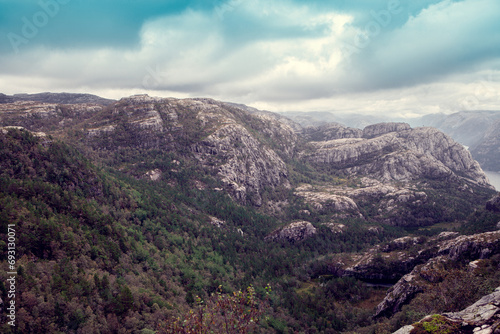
[470,118,500,171]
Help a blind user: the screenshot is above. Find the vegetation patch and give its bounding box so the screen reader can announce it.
[410,315,462,334]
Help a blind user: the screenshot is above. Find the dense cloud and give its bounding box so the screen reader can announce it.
[0,0,499,115]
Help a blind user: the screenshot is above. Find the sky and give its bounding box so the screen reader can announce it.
[1,0,500,117]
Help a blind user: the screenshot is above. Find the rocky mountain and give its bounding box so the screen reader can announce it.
[413,110,500,149]
[278,110,388,129]
[411,110,500,172]
[0,96,495,225]
[305,122,489,186]
[281,109,500,174]
[0,92,115,105]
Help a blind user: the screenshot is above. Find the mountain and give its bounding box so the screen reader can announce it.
[0,94,499,333]
[470,118,500,171]
[409,110,500,172]
[0,92,116,105]
[411,110,500,149]
[278,110,389,129]
[280,109,500,174]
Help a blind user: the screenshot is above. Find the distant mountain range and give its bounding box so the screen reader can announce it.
[0,92,116,106]
[278,109,500,172]
[411,111,500,172]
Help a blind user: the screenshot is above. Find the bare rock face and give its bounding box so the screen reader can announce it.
[323,222,347,234]
[265,221,317,242]
[305,123,363,141]
[294,184,362,217]
[394,287,500,334]
[188,100,294,206]
[381,236,423,252]
[305,125,492,187]
[443,286,500,330]
[295,178,434,227]
[362,122,411,139]
[144,169,162,181]
[436,231,500,261]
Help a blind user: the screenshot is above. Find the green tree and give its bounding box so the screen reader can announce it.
[160,285,270,334]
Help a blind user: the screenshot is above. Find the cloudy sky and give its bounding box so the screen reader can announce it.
[1,0,499,117]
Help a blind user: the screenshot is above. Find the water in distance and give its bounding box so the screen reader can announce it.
[484,171,500,191]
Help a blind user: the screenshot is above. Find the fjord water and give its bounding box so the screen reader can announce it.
[484,171,500,190]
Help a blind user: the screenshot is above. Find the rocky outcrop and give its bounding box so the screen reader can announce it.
[375,231,500,318]
[362,122,411,139]
[265,221,317,242]
[0,100,104,132]
[198,121,290,205]
[444,287,500,332]
[436,231,500,261]
[381,236,423,252]
[295,178,435,227]
[294,184,362,217]
[187,99,293,206]
[323,222,347,234]
[394,287,500,334]
[144,169,162,181]
[305,123,363,141]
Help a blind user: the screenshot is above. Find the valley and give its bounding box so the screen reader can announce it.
[0,93,499,333]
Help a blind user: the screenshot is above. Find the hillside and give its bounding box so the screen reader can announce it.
[0,94,499,333]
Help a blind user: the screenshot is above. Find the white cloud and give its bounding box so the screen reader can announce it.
[0,0,499,117]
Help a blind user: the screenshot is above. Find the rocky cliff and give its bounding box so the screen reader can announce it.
[265,221,317,242]
[304,123,491,187]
